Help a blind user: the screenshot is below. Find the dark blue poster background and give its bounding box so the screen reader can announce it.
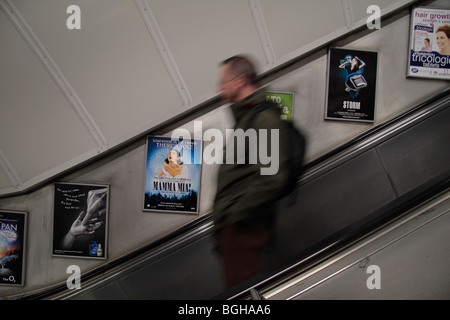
[326,48,378,122]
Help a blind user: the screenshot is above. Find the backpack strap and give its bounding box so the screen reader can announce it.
[245,102,280,128]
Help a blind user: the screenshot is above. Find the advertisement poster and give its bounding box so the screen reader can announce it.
[52,183,109,259]
[0,210,27,286]
[407,7,450,80]
[325,48,378,122]
[144,136,202,214]
[266,91,294,122]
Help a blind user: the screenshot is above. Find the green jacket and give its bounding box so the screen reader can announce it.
[212,90,293,237]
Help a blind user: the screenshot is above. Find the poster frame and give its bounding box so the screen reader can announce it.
[0,209,27,286]
[52,182,109,259]
[143,135,203,214]
[325,47,378,123]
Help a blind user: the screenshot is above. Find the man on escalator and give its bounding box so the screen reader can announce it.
[212,55,304,289]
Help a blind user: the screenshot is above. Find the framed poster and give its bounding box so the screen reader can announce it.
[0,210,27,286]
[325,48,378,122]
[52,182,109,259]
[144,136,202,214]
[407,7,450,80]
[266,91,294,122]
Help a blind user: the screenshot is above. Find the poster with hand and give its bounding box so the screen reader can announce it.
[52,182,109,259]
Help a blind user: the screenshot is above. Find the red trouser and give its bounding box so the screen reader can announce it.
[218,223,270,288]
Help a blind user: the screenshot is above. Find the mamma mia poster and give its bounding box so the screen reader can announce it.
[325,48,378,122]
[0,210,27,286]
[144,136,202,214]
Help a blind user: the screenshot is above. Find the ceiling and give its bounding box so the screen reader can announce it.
[0,0,417,196]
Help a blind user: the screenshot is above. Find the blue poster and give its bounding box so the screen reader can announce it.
[144,136,202,213]
[0,210,27,286]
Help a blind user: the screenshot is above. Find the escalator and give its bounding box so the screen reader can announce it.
[262,189,450,300]
[31,88,449,300]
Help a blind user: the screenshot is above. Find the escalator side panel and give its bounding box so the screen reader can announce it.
[376,107,450,197]
[272,149,397,264]
[116,235,222,299]
[271,106,449,271]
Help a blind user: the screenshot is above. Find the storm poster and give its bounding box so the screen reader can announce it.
[0,210,27,286]
[144,136,202,214]
[325,48,378,122]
